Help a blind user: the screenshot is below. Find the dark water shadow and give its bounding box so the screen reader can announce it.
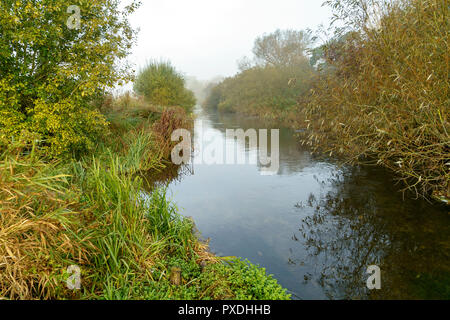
[294,165,450,299]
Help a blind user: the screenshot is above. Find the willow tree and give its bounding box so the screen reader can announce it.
[0,0,141,156]
[302,0,449,200]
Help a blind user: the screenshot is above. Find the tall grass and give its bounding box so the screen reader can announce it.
[0,136,198,299]
[0,143,91,299]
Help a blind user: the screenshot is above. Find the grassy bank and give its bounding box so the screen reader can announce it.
[0,97,290,300]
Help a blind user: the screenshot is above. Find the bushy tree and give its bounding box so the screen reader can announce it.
[133,61,196,112]
[253,29,312,67]
[0,0,140,156]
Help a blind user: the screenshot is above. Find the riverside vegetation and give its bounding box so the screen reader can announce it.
[204,0,449,203]
[0,1,290,299]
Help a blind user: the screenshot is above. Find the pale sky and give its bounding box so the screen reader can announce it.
[125,0,332,80]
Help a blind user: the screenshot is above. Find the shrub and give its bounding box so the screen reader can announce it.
[152,107,192,159]
[301,0,449,200]
[203,29,314,119]
[134,61,196,112]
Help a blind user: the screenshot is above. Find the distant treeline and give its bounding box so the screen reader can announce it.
[203,29,314,118]
[204,0,449,201]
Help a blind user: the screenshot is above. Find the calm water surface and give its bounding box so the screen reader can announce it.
[147,107,449,300]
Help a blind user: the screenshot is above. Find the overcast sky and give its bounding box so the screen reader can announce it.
[125,0,332,81]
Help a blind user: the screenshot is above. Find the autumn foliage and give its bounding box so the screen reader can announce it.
[0,0,140,156]
[300,0,449,200]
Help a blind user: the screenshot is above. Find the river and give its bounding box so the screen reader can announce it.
[146,106,449,300]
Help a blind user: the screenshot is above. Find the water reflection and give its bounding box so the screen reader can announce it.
[202,110,313,175]
[144,107,450,300]
[296,166,450,299]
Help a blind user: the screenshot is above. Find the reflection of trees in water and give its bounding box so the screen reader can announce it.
[206,110,313,175]
[142,163,194,191]
[296,166,450,299]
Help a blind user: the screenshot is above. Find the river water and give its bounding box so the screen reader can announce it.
[147,107,449,300]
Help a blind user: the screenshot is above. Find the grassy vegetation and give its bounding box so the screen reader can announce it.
[0,95,291,300]
[204,0,449,202]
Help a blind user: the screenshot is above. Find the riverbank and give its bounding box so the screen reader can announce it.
[0,98,290,300]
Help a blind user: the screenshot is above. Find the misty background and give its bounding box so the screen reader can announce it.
[121,0,332,86]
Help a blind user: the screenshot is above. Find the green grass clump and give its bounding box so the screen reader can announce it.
[198,259,291,300]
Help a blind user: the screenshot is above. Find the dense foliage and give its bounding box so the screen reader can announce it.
[300,0,449,200]
[204,64,313,117]
[134,61,196,112]
[0,0,140,156]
